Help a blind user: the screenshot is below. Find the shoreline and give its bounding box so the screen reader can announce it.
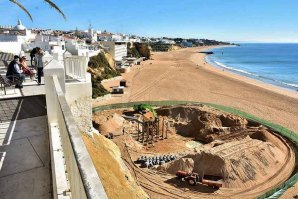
[95,45,298,133]
[206,46,298,93]
[94,45,298,198]
[192,45,298,99]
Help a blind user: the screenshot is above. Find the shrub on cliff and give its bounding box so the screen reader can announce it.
[127,43,150,59]
[127,45,141,58]
[135,43,151,59]
[89,53,120,78]
[150,43,172,52]
[88,53,120,98]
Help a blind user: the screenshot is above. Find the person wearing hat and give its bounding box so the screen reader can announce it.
[20,56,36,80]
[6,55,25,88]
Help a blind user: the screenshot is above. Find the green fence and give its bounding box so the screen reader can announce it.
[92,100,298,198]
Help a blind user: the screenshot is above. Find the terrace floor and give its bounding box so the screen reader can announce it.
[0,95,51,199]
[0,78,45,99]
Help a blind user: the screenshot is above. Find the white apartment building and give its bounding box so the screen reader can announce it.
[81,25,97,43]
[30,34,66,55]
[98,33,127,42]
[101,41,127,61]
[65,39,101,57]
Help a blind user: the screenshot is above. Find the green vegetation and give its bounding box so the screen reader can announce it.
[91,76,109,98]
[127,43,141,58]
[135,43,151,59]
[150,43,173,52]
[89,53,120,79]
[172,38,232,46]
[89,53,120,98]
[133,104,157,117]
[127,43,151,59]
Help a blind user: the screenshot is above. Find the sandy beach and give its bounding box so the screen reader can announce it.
[94,46,298,197]
[96,46,298,132]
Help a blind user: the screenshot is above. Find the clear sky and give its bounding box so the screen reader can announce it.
[1,0,298,42]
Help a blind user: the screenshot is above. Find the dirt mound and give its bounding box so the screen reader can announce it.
[156,105,248,142]
[93,112,125,135]
[161,158,194,174]
[161,137,287,189]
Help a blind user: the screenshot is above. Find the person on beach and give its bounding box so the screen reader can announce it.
[35,48,44,85]
[6,55,25,88]
[19,56,36,80]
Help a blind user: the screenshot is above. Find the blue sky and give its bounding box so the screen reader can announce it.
[1,0,298,42]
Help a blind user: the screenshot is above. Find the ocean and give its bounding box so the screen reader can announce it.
[205,43,298,91]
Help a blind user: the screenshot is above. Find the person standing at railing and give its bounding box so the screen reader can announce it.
[35,48,44,85]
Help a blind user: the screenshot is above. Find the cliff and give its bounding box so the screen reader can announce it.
[88,52,120,98]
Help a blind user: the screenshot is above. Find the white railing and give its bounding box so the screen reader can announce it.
[45,60,107,199]
[64,56,89,81]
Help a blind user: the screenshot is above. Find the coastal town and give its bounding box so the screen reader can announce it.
[0,19,229,63]
[1,2,298,199]
[0,20,230,97]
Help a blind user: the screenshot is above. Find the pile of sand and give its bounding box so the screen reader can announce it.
[93,112,125,134]
[160,135,287,189]
[156,105,248,142]
[161,158,194,174]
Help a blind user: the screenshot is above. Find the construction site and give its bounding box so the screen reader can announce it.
[91,104,298,199]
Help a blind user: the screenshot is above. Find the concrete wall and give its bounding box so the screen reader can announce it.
[0,42,22,54]
[44,59,108,199]
[65,73,92,104]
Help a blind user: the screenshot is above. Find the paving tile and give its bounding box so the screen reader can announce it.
[0,166,52,199]
[28,133,50,167]
[0,138,43,177]
[0,94,51,198]
[11,116,48,141]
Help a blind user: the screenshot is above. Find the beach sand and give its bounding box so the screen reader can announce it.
[95,46,298,197]
[96,46,298,131]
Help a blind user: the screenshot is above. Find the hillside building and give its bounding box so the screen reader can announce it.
[101,41,127,61]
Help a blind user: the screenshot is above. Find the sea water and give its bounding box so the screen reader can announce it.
[205,43,298,91]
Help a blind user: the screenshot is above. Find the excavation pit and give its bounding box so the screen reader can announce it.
[92,104,297,198]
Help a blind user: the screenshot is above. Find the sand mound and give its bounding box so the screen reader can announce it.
[161,137,287,189]
[93,113,125,134]
[161,158,194,174]
[156,105,248,142]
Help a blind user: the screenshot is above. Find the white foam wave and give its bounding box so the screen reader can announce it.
[209,59,298,90]
[281,82,298,89]
[214,61,254,76]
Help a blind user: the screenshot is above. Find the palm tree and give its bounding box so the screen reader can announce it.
[9,0,66,21]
